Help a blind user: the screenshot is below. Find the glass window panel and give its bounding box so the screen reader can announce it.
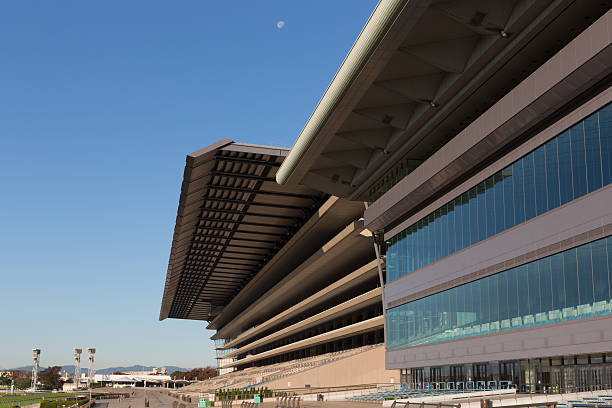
[386,104,612,283]
[485,176,495,238]
[387,241,394,281]
[564,248,579,308]
[411,225,418,272]
[523,152,537,221]
[534,146,548,215]
[513,159,526,224]
[551,253,566,310]
[600,105,612,185]
[489,273,500,325]
[428,214,435,265]
[508,267,520,319]
[469,187,478,246]
[448,201,456,255]
[472,280,481,326]
[516,265,530,317]
[477,181,487,241]
[558,131,574,205]
[462,193,470,250]
[434,209,441,262]
[545,138,561,210]
[494,172,504,235]
[481,277,490,327]
[449,286,458,329]
[570,122,587,199]
[577,244,594,307]
[584,113,603,192]
[528,262,541,315]
[539,258,553,313]
[502,166,514,230]
[440,205,448,259]
[591,239,609,303]
[418,219,424,270]
[498,270,509,322]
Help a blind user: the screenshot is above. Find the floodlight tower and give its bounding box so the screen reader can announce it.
[74,348,83,389]
[31,349,41,390]
[87,348,96,387]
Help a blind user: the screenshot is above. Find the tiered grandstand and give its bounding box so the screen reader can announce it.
[160,141,395,389]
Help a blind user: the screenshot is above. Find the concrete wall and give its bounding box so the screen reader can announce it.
[265,345,398,389]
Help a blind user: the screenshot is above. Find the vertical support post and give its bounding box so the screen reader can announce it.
[364,202,387,344]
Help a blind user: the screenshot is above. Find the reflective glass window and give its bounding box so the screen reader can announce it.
[534,146,548,215]
[570,122,587,198]
[386,104,612,282]
[523,152,537,221]
[558,131,574,205]
[584,114,603,193]
[387,237,612,349]
[600,105,612,185]
[545,138,561,210]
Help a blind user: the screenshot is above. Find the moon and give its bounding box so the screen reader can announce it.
[276,21,285,29]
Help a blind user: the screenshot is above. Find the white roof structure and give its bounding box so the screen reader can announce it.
[94,374,171,382]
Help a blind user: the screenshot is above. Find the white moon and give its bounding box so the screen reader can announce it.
[276,21,285,29]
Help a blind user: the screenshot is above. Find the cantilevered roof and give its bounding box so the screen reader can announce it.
[159,140,326,321]
[276,0,611,201]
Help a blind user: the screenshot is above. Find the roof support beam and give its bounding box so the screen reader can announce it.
[198,217,293,230]
[193,227,287,237]
[210,171,276,182]
[215,156,281,167]
[202,197,308,211]
[201,207,303,221]
[207,185,319,200]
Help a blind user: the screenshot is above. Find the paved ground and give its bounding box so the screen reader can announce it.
[92,389,383,408]
[95,389,180,408]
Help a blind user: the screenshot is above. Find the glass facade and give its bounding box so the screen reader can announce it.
[387,236,612,350]
[404,353,612,393]
[386,103,612,282]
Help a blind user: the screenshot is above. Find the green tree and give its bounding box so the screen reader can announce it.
[0,376,11,386]
[14,376,31,390]
[38,366,63,390]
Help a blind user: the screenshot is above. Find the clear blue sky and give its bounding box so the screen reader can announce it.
[0,1,377,369]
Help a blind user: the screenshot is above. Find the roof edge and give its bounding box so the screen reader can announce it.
[276,0,407,185]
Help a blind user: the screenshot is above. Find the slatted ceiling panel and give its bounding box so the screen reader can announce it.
[160,141,327,322]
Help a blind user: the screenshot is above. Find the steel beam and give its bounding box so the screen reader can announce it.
[210,171,276,182]
[206,185,319,200]
[215,155,281,167]
[202,196,307,210]
[197,217,293,230]
[193,227,287,237]
[201,207,302,220]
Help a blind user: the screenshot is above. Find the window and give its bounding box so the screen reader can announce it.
[386,236,612,349]
[386,103,612,281]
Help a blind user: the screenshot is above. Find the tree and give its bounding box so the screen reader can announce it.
[0,376,11,386]
[39,366,63,390]
[170,367,216,381]
[14,376,31,390]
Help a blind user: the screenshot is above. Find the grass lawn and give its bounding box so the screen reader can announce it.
[0,393,87,407]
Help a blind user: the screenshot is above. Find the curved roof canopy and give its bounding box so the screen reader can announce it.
[160,140,326,321]
[277,0,610,201]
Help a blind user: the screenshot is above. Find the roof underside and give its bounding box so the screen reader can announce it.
[159,140,326,321]
[277,0,611,201]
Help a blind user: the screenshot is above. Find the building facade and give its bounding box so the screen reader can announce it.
[277,0,612,393]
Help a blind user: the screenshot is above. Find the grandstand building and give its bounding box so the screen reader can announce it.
[277,0,612,394]
[160,140,395,387]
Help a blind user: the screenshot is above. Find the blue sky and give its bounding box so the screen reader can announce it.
[0,1,377,369]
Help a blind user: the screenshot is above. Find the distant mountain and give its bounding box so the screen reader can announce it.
[4,365,192,375]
